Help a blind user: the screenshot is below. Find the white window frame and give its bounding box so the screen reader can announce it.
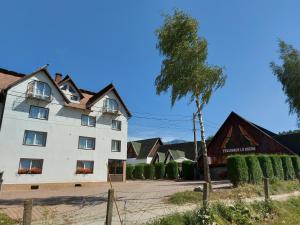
[81,115,96,127]
[111,140,121,152]
[29,105,49,120]
[104,98,119,112]
[23,130,47,147]
[34,81,51,98]
[78,136,95,150]
[112,120,121,131]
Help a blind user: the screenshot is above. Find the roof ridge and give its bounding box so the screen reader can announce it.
[0,68,26,77]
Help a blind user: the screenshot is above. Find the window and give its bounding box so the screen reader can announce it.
[81,115,96,127]
[27,81,51,101]
[111,140,121,152]
[71,95,79,101]
[112,120,121,130]
[76,160,94,174]
[108,159,123,174]
[104,98,119,112]
[29,106,49,120]
[60,83,80,102]
[78,136,95,150]
[18,158,43,174]
[23,130,47,146]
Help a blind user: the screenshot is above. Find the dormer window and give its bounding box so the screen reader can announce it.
[26,81,52,101]
[103,98,119,114]
[60,83,80,102]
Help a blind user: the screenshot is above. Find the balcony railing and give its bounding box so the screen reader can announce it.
[102,107,120,115]
[26,81,52,102]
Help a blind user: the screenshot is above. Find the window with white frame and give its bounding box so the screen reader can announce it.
[18,158,43,174]
[29,106,49,120]
[78,136,95,150]
[111,140,121,152]
[23,130,47,146]
[60,83,80,102]
[104,98,119,112]
[112,120,121,130]
[30,81,51,98]
[81,115,96,127]
[76,160,94,174]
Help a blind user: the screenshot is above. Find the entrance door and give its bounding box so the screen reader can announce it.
[108,159,125,182]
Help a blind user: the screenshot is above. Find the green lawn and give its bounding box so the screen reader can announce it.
[0,213,17,225]
[167,180,300,205]
[147,197,300,225]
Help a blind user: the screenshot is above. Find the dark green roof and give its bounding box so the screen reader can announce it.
[129,138,161,159]
[168,149,186,160]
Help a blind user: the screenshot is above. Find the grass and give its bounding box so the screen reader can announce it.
[0,213,17,225]
[147,197,300,225]
[167,180,300,205]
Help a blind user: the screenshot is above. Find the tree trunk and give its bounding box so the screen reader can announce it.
[193,113,198,161]
[195,98,212,190]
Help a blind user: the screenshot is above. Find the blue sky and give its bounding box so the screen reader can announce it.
[0,1,299,142]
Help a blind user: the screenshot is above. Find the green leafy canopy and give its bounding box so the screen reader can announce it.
[155,10,226,107]
[271,40,300,126]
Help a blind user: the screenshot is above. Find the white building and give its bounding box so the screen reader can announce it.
[0,65,131,191]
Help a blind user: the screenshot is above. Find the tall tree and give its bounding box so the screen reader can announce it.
[271,40,300,126]
[155,10,226,188]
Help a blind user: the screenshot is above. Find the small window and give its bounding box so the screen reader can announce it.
[112,120,121,130]
[29,106,49,120]
[76,161,94,174]
[18,158,43,174]
[78,136,95,150]
[111,140,121,152]
[71,95,79,101]
[23,130,47,146]
[35,81,51,98]
[104,98,119,111]
[81,115,96,127]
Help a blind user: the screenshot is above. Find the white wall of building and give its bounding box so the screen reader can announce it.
[0,71,129,185]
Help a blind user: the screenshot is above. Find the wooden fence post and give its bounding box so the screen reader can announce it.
[264,178,270,201]
[203,182,209,208]
[297,172,300,184]
[23,199,33,225]
[105,189,114,225]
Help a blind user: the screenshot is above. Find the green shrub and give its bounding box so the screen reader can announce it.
[182,161,194,180]
[154,162,165,179]
[281,156,296,180]
[245,155,263,184]
[227,155,249,186]
[166,161,179,179]
[133,164,145,179]
[257,155,274,179]
[144,164,155,179]
[270,155,284,180]
[126,164,134,180]
[291,155,300,176]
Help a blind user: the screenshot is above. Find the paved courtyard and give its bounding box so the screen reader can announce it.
[0,180,229,225]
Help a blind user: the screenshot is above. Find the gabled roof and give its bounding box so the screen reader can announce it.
[0,65,70,103]
[168,149,186,160]
[128,138,162,159]
[158,141,206,161]
[86,83,132,117]
[275,133,300,155]
[58,75,84,98]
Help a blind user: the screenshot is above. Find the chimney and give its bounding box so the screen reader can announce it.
[55,73,63,83]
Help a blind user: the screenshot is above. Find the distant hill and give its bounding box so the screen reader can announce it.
[164,139,188,144]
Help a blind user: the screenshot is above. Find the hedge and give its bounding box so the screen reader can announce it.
[281,156,296,180]
[126,164,135,180]
[166,161,179,179]
[155,163,165,179]
[182,161,194,180]
[227,155,249,186]
[133,164,145,179]
[291,155,300,176]
[144,164,155,179]
[257,155,274,179]
[245,155,263,184]
[270,155,284,180]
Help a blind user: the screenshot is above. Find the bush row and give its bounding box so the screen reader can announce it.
[227,154,299,186]
[126,160,195,180]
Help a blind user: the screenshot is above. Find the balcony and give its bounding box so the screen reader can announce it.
[102,107,120,115]
[26,81,52,102]
[103,98,120,115]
